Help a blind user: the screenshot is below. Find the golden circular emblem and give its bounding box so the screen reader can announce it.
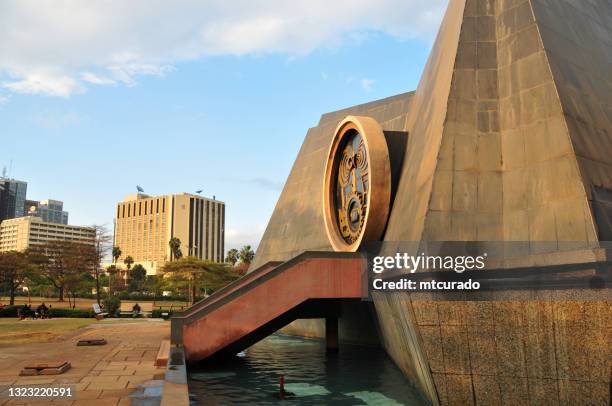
[323,116,391,252]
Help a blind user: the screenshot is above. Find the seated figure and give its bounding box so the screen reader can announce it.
[19,304,35,319]
[132,303,141,318]
[37,302,49,319]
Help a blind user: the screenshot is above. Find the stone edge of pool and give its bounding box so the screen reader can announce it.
[160,345,190,406]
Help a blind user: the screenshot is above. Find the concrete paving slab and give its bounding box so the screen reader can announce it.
[0,319,168,405]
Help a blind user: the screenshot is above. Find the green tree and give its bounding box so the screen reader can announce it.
[99,272,109,287]
[65,271,94,309]
[111,246,122,290]
[131,264,146,280]
[112,246,122,263]
[161,257,239,304]
[169,237,183,261]
[239,245,255,265]
[106,265,124,293]
[225,248,239,266]
[123,256,134,288]
[143,275,166,297]
[128,264,147,292]
[0,251,34,305]
[35,241,96,301]
[27,271,55,298]
[123,256,134,271]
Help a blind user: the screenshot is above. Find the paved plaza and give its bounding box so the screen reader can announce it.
[0,319,169,405]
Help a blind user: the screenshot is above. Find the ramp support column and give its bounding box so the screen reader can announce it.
[326,317,338,353]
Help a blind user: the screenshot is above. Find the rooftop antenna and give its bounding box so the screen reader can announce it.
[136,185,144,193]
[195,190,202,194]
[1,166,6,178]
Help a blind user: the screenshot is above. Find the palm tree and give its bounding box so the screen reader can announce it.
[123,256,134,286]
[239,245,255,265]
[169,237,183,261]
[225,248,239,266]
[112,246,122,264]
[123,255,134,271]
[106,264,118,294]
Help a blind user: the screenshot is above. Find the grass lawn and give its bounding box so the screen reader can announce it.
[1,297,190,311]
[0,318,98,345]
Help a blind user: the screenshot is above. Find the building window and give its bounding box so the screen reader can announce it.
[205,201,210,259]
[189,198,194,256]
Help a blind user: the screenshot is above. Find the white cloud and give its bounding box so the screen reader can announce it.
[81,72,116,86]
[2,72,83,97]
[0,0,446,97]
[360,78,375,91]
[0,94,10,106]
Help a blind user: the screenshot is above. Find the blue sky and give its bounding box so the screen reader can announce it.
[0,0,445,250]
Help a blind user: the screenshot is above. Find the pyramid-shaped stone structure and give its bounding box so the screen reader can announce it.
[251,0,611,403]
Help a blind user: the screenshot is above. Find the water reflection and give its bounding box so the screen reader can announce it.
[188,334,425,405]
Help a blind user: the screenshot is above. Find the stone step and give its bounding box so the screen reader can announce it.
[155,339,170,367]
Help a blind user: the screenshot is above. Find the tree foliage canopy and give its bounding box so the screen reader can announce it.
[225,248,239,265]
[0,250,40,304]
[168,237,183,260]
[239,245,255,265]
[161,257,239,302]
[31,240,96,302]
[123,255,134,270]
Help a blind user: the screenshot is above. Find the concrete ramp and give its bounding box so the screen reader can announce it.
[171,252,366,362]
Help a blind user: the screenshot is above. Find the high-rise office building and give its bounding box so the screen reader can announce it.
[0,216,95,252]
[26,199,69,224]
[0,177,27,222]
[113,192,225,274]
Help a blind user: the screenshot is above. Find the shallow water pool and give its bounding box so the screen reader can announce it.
[188,334,425,405]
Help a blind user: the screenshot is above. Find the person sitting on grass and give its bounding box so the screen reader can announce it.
[132,303,141,318]
[37,302,49,319]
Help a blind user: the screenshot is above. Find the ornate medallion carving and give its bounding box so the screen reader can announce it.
[336,132,368,244]
[323,116,391,252]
